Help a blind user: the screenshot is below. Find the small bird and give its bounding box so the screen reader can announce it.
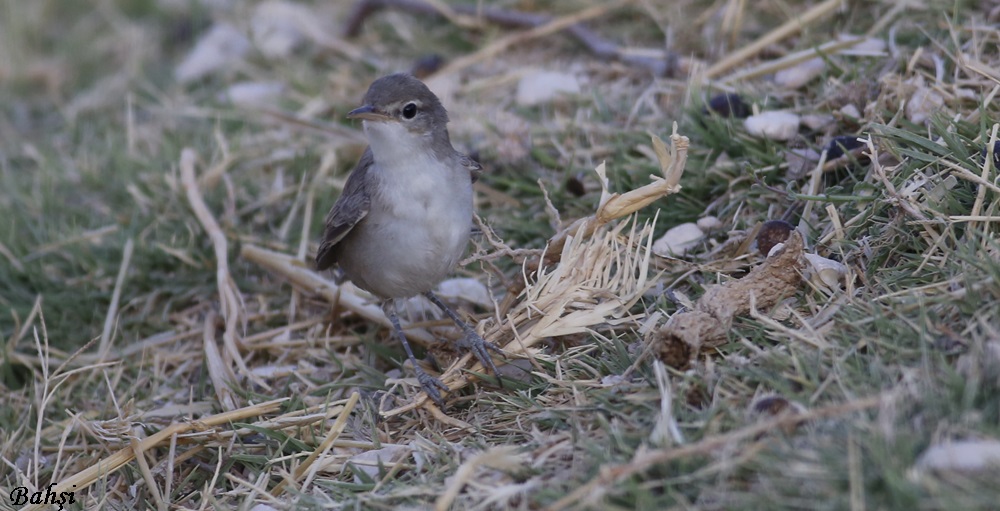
[316,73,501,406]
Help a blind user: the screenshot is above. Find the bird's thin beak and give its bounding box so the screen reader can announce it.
[347,105,393,122]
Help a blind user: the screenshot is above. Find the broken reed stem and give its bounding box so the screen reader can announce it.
[240,244,436,345]
[202,311,238,411]
[180,148,259,405]
[719,36,869,84]
[503,129,687,312]
[98,237,134,360]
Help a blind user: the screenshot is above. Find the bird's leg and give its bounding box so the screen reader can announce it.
[423,291,504,387]
[383,299,448,407]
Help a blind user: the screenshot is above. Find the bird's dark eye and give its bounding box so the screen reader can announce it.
[402,103,417,119]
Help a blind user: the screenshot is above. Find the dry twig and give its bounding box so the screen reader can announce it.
[343,0,680,76]
[704,0,844,79]
[180,149,256,408]
[240,244,437,346]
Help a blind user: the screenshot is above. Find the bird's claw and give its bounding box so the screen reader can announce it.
[457,331,505,387]
[415,366,449,408]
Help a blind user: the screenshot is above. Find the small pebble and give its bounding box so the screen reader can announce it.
[751,395,796,415]
[979,141,1000,168]
[839,103,862,119]
[912,440,1000,477]
[565,174,586,197]
[411,54,445,78]
[748,395,808,434]
[775,58,825,89]
[175,23,251,83]
[696,216,722,231]
[784,148,821,179]
[516,70,581,106]
[705,93,750,118]
[907,86,945,124]
[744,111,801,141]
[825,136,864,159]
[801,113,835,131]
[804,253,847,289]
[225,81,285,106]
[251,0,310,59]
[652,223,705,257]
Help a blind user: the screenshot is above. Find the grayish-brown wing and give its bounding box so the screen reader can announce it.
[459,153,483,183]
[315,148,374,270]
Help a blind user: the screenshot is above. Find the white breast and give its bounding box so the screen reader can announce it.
[338,121,474,298]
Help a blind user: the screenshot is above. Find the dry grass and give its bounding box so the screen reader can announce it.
[2,0,1000,509]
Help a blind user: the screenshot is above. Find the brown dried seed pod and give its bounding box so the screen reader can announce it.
[748,394,808,434]
[756,220,795,256]
[751,395,794,415]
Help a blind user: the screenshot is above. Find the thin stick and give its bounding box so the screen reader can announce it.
[98,238,134,359]
[129,435,166,511]
[241,244,436,345]
[343,0,674,75]
[434,1,628,78]
[180,148,259,394]
[719,36,869,84]
[704,0,844,78]
[203,312,238,411]
[271,392,361,497]
[23,224,118,262]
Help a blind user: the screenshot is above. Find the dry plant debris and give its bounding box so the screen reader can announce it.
[654,231,807,369]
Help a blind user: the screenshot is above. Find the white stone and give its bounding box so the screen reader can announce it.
[175,23,251,83]
[347,445,411,482]
[911,440,1000,478]
[696,216,722,231]
[785,148,821,179]
[436,277,491,307]
[775,58,825,89]
[225,81,285,106]
[516,70,581,106]
[652,223,704,257]
[743,111,801,141]
[839,103,861,119]
[801,113,835,131]
[251,0,313,58]
[907,86,945,124]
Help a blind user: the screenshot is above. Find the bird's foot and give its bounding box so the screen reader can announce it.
[456,330,505,387]
[421,291,506,387]
[414,365,449,408]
